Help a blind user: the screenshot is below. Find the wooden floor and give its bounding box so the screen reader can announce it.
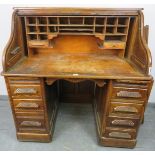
[0,96,155,151]
[5,53,144,79]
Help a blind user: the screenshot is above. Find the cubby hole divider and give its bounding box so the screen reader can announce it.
[25,16,133,48]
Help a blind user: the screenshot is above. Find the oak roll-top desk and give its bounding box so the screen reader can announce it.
[1,8,153,148]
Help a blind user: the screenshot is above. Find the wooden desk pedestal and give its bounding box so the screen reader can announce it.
[4,77,153,148]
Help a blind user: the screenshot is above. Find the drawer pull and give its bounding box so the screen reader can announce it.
[14,88,37,94]
[20,121,41,127]
[114,106,138,113]
[16,102,39,108]
[117,90,142,98]
[109,132,131,139]
[111,119,134,127]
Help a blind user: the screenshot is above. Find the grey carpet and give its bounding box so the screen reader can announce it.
[0,96,155,151]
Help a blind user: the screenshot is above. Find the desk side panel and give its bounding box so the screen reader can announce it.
[126,11,152,75]
[2,11,25,72]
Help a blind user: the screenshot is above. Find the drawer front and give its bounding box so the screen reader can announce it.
[107,116,140,128]
[104,128,136,140]
[112,87,147,100]
[10,84,42,99]
[103,41,126,49]
[13,99,44,111]
[8,77,40,84]
[109,101,144,117]
[16,116,46,132]
[28,40,49,47]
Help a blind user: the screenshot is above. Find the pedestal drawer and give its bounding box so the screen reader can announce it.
[16,116,46,133]
[112,87,147,101]
[10,84,42,99]
[8,77,41,84]
[104,127,136,140]
[13,99,44,112]
[106,116,140,128]
[109,101,144,117]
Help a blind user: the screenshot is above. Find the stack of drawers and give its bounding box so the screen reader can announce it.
[6,77,50,142]
[103,80,150,148]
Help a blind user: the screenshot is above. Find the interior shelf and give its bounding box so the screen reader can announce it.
[25,16,133,47]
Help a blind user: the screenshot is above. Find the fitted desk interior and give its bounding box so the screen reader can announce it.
[2,8,153,148]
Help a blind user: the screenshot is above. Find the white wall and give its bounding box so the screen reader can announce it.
[0,4,155,103]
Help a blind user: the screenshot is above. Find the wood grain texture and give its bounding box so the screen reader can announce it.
[1,7,153,148]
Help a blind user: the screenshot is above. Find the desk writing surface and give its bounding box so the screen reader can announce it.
[5,53,145,79]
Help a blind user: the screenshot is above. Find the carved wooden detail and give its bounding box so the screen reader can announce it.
[111,119,135,127]
[14,88,37,94]
[114,106,138,113]
[7,47,22,66]
[94,80,106,87]
[116,90,142,98]
[109,132,131,139]
[47,34,58,40]
[95,35,105,41]
[46,78,57,85]
[20,121,42,127]
[46,78,106,87]
[131,55,145,69]
[16,102,39,108]
[10,47,21,55]
[64,78,85,83]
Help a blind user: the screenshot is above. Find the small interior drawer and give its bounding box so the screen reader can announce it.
[13,99,44,111]
[111,87,147,100]
[10,84,42,99]
[104,127,136,140]
[103,41,126,49]
[28,40,49,47]
[109,101,144,117]
[106,116,140,128]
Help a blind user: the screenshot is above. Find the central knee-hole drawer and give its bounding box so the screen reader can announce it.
[10,84,42,99]
[13,99,44,111]
[107,116,140,128]
[111,87,147,100]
